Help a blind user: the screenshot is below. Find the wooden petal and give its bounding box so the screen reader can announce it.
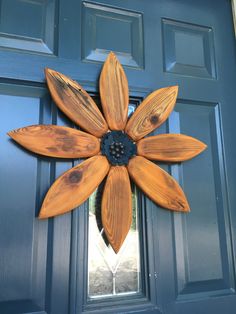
[39,156,110,219]
[137,134,207,162]
[8,125,100,158]
[128,156,190,212]
[45,68,108,137]
[99,52,129,130]
[102,166,132,253]
[125,86,178,141]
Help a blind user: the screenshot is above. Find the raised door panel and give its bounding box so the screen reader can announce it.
[0,85,74,314]
[0,0,56,54]
[0,85,48,313]
[81,2,144,69]
[162,19,216,79]
[170,102,234,297]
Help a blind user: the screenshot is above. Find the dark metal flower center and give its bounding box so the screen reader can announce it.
[101,131,136,166]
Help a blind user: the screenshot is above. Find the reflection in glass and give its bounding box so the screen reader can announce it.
[88,186,140,298]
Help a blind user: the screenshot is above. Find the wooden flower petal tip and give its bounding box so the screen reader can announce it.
[100,52,129,130]
[44,68,58,79]
[38,155,110,219]
[137,134,207,162]
[125,86,179,141]
[8,129,23,141]
[102,166,132,253]
[7,130,15,138]
[45,68,108,137]
[44,67,52,75]
[128,156,190,212]
[38,210,49,219]
[172,85,178,93]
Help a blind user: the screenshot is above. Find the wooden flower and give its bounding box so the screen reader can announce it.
[8,52,206,253]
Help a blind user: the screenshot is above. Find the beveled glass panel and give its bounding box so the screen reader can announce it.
[88,186,140,298]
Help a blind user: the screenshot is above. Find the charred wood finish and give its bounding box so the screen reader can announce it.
[102,166,132,253]
[45,68,108,137]
[128,156,190,212]
[100,52,129,130]
[39,156,110,219]
[137,134,207,162]
[125,86,178,141]
[8,125,100,158]
[7,52,207,253]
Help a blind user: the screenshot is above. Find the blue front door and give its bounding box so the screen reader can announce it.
[0,0,236,313]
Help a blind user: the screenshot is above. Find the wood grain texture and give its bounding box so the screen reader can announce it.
[137,134,207,162]
[99,52,129,130]
[39,156,110,219]
[45,68,108,137]
[8,125,100,158]
[125,86,178,141]
[102,166,132,253]
[128,156,190,212]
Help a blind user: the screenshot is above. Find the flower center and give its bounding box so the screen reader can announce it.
[101,131,136,166]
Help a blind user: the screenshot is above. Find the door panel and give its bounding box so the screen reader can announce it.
[82,2,144,69]
[0,0,56,54]
[162,18,216,79]
[0,85,49,313]
[0,1,236,314]
[171,102,234,295]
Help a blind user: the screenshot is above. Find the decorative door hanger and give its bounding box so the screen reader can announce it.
[8,52,206,253]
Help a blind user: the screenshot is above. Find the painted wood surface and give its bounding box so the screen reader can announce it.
[137,134,207,162]
[39,156,110,218]
[45,68,108,137]
[125,86,178,141]
[128,156,190,212]
[100,52,129,130]
[8,125,100,158]
[102,166,132,253]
